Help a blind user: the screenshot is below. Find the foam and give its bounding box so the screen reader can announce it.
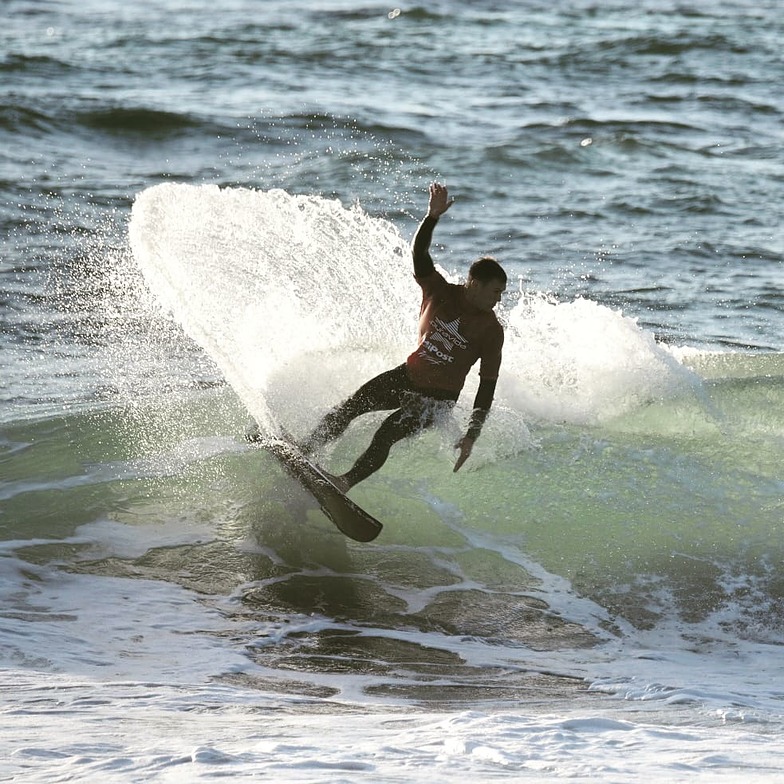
[0,546,246,681]
[501,293,699,424]
[3,668,783,783]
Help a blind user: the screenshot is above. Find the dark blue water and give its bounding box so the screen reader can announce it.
[2,1,784,780]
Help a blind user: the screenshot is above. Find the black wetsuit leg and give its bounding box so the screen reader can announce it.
[302,364,411,453]
[342,394,453,488]
[304,363,458,487]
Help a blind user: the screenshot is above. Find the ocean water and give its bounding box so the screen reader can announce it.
[2,0,784,780]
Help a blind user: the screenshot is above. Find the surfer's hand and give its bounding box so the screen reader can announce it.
[428,182,454,219]
[453,436,474,472]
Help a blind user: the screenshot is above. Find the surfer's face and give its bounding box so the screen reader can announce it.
[467,277,506,311]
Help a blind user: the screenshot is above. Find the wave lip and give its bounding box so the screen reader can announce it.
[76,106,207,136]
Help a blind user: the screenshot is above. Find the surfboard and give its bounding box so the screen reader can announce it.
[256,435,383,542]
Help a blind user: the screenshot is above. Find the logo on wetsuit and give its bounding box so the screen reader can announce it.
[419,316,467,365]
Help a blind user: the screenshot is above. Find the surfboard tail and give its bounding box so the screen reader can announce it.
[255,436,383,542]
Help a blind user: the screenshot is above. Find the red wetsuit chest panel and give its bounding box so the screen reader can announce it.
[405,271,503,393]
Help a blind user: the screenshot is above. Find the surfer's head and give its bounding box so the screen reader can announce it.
[466,256,506,311]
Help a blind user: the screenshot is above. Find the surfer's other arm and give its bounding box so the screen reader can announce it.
[453,377,496,472]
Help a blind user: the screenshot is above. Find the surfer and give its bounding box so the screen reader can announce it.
[302,182,507,492]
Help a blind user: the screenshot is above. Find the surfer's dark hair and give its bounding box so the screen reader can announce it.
[468,256,507,284]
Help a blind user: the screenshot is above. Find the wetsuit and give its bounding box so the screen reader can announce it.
[303,214,504,488]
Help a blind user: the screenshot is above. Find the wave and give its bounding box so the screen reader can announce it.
[76,106,208,135]
[12,177,781,694]
[0,103,56,135]
[119,183,784,639]
[3,350,783,651]
[2,181,784,727]
[0,99,224,142]
[0,53,77,76]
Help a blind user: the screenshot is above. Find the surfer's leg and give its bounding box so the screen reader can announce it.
[339,396,452,488]
[301,364,409,453]
[339,408,423,488]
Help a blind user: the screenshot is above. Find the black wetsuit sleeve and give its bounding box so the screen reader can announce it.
[466,377,497,440]
[412,215,438,278]
[472,377,496,411]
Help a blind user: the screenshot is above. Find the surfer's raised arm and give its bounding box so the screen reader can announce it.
[412,182,454,278]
